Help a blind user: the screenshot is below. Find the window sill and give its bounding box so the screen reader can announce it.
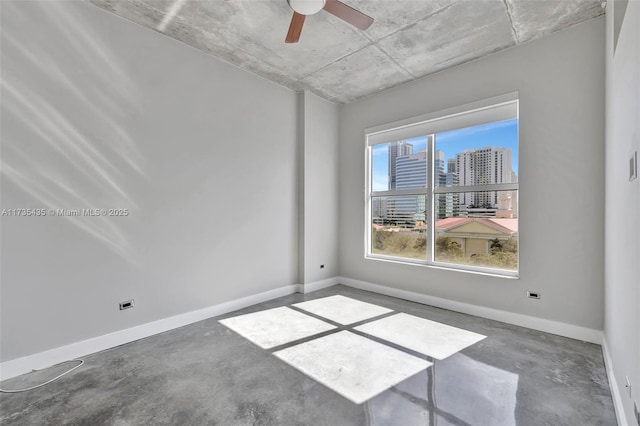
[365,254,520,280]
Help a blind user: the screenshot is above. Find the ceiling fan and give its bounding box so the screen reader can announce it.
[285,0,374,43]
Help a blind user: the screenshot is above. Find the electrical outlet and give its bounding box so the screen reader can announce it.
[119,299,135,310]
[527,291,541,299]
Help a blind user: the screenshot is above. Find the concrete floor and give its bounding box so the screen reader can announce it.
[0,285,616,425]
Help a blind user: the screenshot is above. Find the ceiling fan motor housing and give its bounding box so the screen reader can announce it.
[287,0,327,15]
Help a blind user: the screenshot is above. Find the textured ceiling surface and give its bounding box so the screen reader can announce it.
[88,0,604,103]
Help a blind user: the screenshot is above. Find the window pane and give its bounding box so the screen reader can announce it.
[372,138,428,191]
[434,191,518,271]
[371,195,427,260]
[371,144,389,191]
[434,119,518,189]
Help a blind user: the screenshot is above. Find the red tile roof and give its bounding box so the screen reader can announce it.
[486,218,518,233]
[434,217,469,229]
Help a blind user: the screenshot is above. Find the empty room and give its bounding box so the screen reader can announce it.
[0,0,638,425]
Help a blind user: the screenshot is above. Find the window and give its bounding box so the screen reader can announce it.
[365,94,519,277]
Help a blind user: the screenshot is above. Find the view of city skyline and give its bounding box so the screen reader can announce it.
[372,118,518,191]
[368,117,519,270]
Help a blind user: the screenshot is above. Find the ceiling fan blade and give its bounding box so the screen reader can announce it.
[323,0,373,30]
[285,11,306,43]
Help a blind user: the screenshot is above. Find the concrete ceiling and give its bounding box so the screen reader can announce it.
[88,0,604,103]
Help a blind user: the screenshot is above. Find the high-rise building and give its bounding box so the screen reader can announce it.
[388,150,455,225]
[447,158,457,174]
[425,151,462,219]
[387,150,459,224]
[434,151,449,219]
[435,150,445,178]
[443,171,460,218]
[456,147,513,209]
[390,151,426,226]
[371,197,388,224]
[396,151,427,189]
[388,141,413,190]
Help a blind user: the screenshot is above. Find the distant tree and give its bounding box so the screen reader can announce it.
[372,228,426,258]
[470,252,517,269]
[504,238,517,253]
[387,233,410,252]
[468,237,518,270]
[372,228,391,250]
[435,237,464,262]
[489,238,503,251]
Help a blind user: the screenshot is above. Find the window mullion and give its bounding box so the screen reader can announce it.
[371,188,429,197]
[365,146,372,257]
[426,134,435,264]
[432,183,518,194]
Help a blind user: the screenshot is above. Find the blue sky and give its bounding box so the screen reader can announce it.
[372,119,518,191]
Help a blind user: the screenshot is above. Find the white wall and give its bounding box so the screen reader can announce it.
[0,0,616,377]
[0,1,298,362]
[300,92,340,285]
[338,18,606,330]
[604,0,640,423]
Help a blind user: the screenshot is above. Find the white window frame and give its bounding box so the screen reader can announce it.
[364,93,519,278]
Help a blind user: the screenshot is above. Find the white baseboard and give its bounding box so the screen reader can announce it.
[602,338,629,426]
[0,284,300,381]
[300,277,341,293]
[337,276,603,344]
[1,277,606,383]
